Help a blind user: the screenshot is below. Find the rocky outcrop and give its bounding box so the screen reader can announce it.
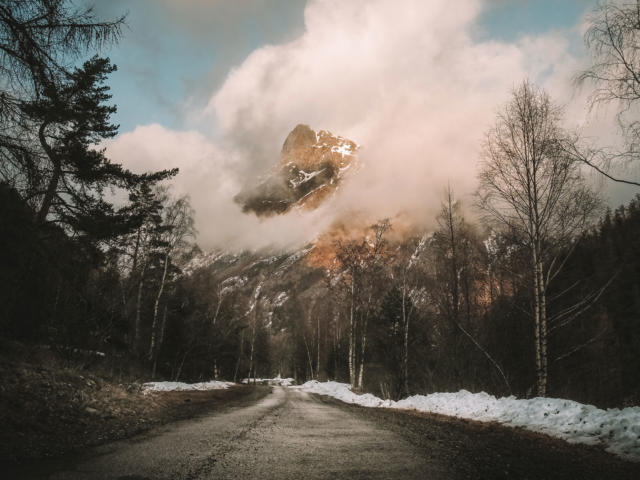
[236,124,359,216]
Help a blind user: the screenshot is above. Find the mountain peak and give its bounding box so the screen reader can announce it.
[235,124,359,216]
[282,124,317,156]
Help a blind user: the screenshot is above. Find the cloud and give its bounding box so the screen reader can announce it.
[104,124,334,250]
[107,0,609,250]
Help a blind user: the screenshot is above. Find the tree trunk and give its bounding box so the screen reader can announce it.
[233,329,245,383]
[209,290,224,379]
[36,121,59,223]
[445,188,462,386]
[212,290,223,325]
[317,314,321,380]
[119,276,128,315]
[357,313,368,391]
[148,252,170,360]
[536,251,548,396]
[303,330,314,380]
[175,347,191,382]
[401,273,410,397]
[462,241,472,325]
[132,226,142,274]
[453,318,511,394]
[348,273,356,388]
[531,150,548,397]
[158,303,167,349]
[134,261,147,352]
[248,313,257,384]
[333,314,339,380]
[51,277,61,325]
[532,245,545,396]
[447,189,459,322]
[151,303,168,379]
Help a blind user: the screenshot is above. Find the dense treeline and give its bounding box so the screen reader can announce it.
[1,1,639,409]
[549,199,640,406]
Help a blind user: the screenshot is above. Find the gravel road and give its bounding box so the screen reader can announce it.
[14,386,640,479]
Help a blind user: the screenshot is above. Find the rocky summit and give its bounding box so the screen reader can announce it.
[235,124,359,216]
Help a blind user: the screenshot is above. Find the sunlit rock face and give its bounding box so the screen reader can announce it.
[236,124,359,216]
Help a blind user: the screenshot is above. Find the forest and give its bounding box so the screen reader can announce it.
[1,0,640,411]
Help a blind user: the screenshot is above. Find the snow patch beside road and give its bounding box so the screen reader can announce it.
[296,381,393,408]
[242,376,296,386]
[296,381,640,462]
[142,380,235,392]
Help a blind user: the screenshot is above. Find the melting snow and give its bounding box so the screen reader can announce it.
[296,381,392,408]
[242,375,296,386]
[181,252,226,277]
[245,283,263,315]
[219,275,247,296]
[289,168,326,188]
[274,247,312,276]
[331,143,354,157]
[338,163,352,176]
[408,234,428,269]
[142,380,234,392]
[246,255,279,271]
[272,291,289,307]
[295,381,640,462]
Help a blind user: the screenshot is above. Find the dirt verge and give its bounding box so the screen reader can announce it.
[0,342,267,465]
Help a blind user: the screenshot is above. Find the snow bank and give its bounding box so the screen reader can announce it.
[142,380,235,392]
[242,375,296,386]
[396,391,640,461]
[296,380,393,408]
[295,381,640,462]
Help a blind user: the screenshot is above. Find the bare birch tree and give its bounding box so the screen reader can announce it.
[434,187,511,393]
[334,241,362,388]
[575,0,640,186]
[148,196,195,363]
[477,81,601,396]
[335,219,391,390]
[130,186,164,352]
[392,234,427,396]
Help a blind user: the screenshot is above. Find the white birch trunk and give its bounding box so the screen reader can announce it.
[134,261,147,351]
[233,329,244,383]
[401,272,410,397]
[148,253,170,360]
[532,244,544,396]
[348,274,356,388]
[303,331,314,379]
[248,310,257,384]
[357,310,369,391]
[152,304,168,379]
[537,253,548,396]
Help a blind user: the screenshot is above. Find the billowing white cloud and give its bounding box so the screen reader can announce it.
[104,124,335,250]
[107,0,610,250]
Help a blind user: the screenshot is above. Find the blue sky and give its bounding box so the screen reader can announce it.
[84,0,306,133]
[478,0,591,41]
[86,0,597,135]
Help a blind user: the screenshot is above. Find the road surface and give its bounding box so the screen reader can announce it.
[14,386,640,479]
